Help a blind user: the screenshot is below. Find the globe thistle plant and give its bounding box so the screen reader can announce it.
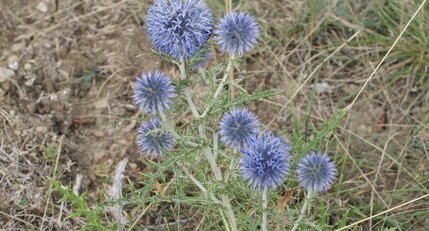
[137,118,175,157]
[215,11,260,56]
[239,132,291,191]
[133,71,176,114]
[296,152,337,193]
[146,0,214,60]
[129,3,342,230]
[219,108,260,150]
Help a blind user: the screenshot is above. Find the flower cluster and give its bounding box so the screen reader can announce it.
[133,2,340,230]
[147,0,259,60]
[133,71,176,157]
[139,0,337,194]
[219,107,337,193]
[219,108,291,191]
[136,0,262,158]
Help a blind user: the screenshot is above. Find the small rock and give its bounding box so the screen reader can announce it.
[49,93,58,102]
[60,88,71,102]
[123,104,138,114]
[94,151,106,163]
[7,55,19,71]
[93,130,104,137]
[312,82,333,94]
[24,76,37,86]
[11,42,25,53]
[58,69,69,79]
[24,63,32,70]
[36,126,48,133]
[0,67,15,82]
[36,2,48,13]
[129,163,137,169]
[94,99,109,109]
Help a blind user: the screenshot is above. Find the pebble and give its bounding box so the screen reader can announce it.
[94,99,109,109]
[24,63,32,70]
[36,2,48,13]
[36,126,48,133]
[312,82,333,94]
[7,55,19,71]
[0,67,15,82]
[11,42,25,53]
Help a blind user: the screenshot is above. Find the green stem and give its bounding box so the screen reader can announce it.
[178,58,238,231]
[176,161,221,205]
[199,55,234,118]
[158,113,221,205]
[262,190,268,231]
[291,191,313,231]
[178,59,200,118]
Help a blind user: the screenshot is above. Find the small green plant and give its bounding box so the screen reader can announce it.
[51,179,110,230]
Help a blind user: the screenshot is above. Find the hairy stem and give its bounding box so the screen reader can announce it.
[198,125,237,231]
[291,191,313,231]
[158,113,221,205]
[179,59,200,118]
[262,190,268,231]
[176,161,221,205]
[178,58,238,231]
[199,55,234,118]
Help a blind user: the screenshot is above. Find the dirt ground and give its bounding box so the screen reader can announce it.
[0,0,157,229]
[1,0,428,230]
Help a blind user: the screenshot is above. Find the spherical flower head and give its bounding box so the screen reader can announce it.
[219,108,260,150]
[133,71,176,114]
[215,11,260,56]
[239,132,291,191]
[297,152,337,193]
[137,118,175,157]
[146,0,214,60]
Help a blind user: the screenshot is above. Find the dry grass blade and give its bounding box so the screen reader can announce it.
[267,29,362,127]
[334,134,388,207]
[335,193,429,231]
[40,135,64,230]
[369,133,399,231]
[346,129,426,189]
[0,211,37,229]
[15,0,127,41]
[343,0,428,112]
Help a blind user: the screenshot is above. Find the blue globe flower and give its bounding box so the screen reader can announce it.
[296,152,337,193]
[146,0,214,60]
[239,132,291,191]
[219,108,260,150]
[215,11,259,56]
[137,118,175,157]
[133,71,176,114]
